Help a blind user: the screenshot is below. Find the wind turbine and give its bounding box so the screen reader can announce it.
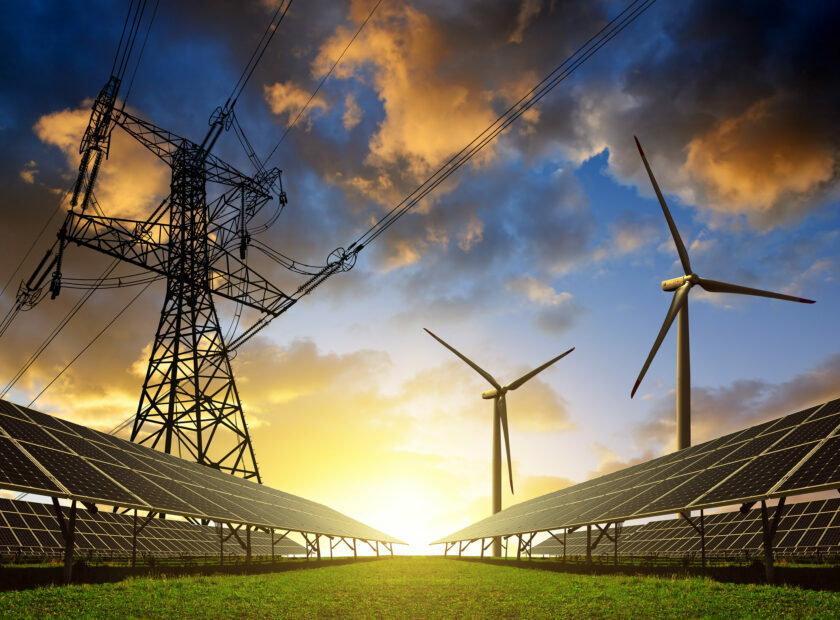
[630,136,815,451]
[424,327,573,556]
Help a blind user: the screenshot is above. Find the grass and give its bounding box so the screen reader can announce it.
[2,557,839,618]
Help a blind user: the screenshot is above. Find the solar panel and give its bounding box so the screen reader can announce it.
[0,399,403,545]
[530,499,840,558]
[0,499,306,558]
[435,397,840,544]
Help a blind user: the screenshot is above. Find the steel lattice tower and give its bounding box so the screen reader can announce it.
[130,145,260,480]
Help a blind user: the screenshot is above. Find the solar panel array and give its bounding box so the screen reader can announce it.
[0,399,402,545]
[530,498,840,558]
[436,397,840,544]
[0,498,306,558]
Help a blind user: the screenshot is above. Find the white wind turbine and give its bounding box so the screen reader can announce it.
[630,136,815,450]
[424,327,573,556]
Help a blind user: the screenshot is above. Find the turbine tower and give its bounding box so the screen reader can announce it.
[630,136,815,451]
[424,328,573,556]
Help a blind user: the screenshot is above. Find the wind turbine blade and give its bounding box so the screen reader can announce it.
[696,277,815,304]
[631,282,690,398]
[507,347,575,391]
[423,328,501,389]
[498,395,514,494]
[635,136,692,275]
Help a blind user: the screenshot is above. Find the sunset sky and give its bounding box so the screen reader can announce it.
[1,0,839,554]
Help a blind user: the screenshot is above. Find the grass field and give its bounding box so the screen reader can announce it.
[2,557,839,618]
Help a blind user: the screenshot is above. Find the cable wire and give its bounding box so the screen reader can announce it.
[28,278,156,407]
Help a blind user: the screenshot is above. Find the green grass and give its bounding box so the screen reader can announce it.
[2,557,839,618]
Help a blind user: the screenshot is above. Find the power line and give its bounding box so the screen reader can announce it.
[0,260,121,399]
[0,192,66,302]
[28,278,155,407]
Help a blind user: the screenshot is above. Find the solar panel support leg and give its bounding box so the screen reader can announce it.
[316,535,321,560]
[353,538,357,558]
[51,497,77,583]
[682,510,706,569]
[246,525,252,566]
[375,540,380,558]
[759,497,786,584]
[586,525,592,566]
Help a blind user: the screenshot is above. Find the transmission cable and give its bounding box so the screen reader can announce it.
[28,278,156,407]
[122,0,160,106]
[0,259,121,399]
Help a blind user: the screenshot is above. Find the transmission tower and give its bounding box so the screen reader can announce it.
[23,73,295,481]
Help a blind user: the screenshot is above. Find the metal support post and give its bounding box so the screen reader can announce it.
[246,525,252,566]
[760,497,786,584]
[586,525,592,565]
[353,538,357,558]
[516,534,522,561]
[51,498,77,583]
[316,535,321,560]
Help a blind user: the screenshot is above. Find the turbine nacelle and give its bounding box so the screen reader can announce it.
[661,274,697,291]
[482,388,503,399]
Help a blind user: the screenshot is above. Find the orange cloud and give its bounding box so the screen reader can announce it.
[263,80,327,128]
[684,96,837,226]
[34,104,169,220]
[313,2,498,192]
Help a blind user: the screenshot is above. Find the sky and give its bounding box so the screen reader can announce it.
[1,0,839,555]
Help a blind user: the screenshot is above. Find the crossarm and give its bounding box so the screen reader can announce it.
[114,110,271,196]
[66,211,290,315]
[65,210,171,277]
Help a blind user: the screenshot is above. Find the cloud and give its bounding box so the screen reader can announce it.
[509,0,543,44]
[634,352,840,451]
[263,80,328,128]
[342,92,362,130]
[33,104,169,219]
[19,160,37,184]
[506,274,585,335]
[312,2,499,194]
[587,442,657,479]
[683,96,838,226]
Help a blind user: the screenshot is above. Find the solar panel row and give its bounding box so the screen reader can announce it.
[0,498,305,558]
[530,498,840,558]
[0,399,402,545]
[436,397,840,544]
